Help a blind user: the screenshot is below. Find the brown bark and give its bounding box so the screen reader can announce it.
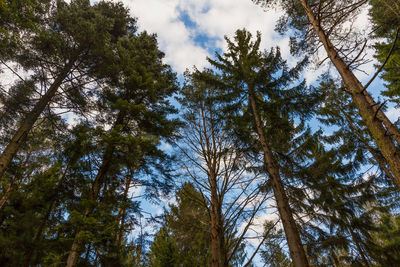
[248,91,309,267]
[200,104,220,267]
[66,112,124,267]
[299,0,400,188]
[0,60,75,180]
[116,168,135,246]
[218,212,228,267]
[0,176,18,210]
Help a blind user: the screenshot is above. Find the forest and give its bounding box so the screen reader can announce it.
[0,0,399,266]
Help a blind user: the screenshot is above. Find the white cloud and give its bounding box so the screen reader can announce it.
[386,106,400,123]
[120,0,290,74]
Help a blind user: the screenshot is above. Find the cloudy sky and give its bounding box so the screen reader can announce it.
[122,0,287,73]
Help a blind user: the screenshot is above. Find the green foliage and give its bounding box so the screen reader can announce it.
[148,183,212,266]
[370,0,400,99]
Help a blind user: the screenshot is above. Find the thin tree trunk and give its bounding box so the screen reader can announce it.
[299,0,400,188]
[248,91,309,267]
[210,171,220,267]
[199,104,220,267]
[66,112,124,267]
[25,162,72,266]
[0,59,75,180]
[116,167,135,246]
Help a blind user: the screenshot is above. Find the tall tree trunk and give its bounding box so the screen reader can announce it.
[218,216,228,267]
[199,104,220,267]
[248,91,309,267]
[0,60,75,180]
[210,170,220,267]
[116,167,136,246]
[299,0,400,188]
[66,112,124,267]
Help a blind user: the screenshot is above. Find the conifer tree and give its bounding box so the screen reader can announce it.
[65,30,179,266]
[370,0,400,100]
[195,29,320,267]
[0,0,134,179]
[252,0,400,187]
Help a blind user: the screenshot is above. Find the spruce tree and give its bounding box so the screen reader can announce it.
[195,29,320,267]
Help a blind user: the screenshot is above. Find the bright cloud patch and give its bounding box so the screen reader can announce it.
[122,0,288,74]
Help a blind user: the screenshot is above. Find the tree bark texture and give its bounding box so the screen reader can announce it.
[248,91,309,267]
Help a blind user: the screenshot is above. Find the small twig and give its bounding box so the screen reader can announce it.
[374,100,388,119]
[0,59,25,83]
[362,27,400,92]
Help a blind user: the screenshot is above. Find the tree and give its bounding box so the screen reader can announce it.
[148,183,247,267]
[0,0,134,179]
[195,29,321,267]
[252,0,400,188]
[177,72,269,266]
[65,29,179,266]
[369,0,400,100]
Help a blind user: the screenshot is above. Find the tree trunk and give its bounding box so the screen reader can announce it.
[248,91,309,267]
[299,0,400,188]
[0,176,18,209]
[0,60,75,180]
[210,171,220,267]
[218,211,228,267]
[199,104,221,267]
[116,167,136,246]
[66,112,124,267]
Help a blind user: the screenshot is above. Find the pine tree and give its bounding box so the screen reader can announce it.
[370,0,400,100]
[0,0,134,179]
[65,30,179,266]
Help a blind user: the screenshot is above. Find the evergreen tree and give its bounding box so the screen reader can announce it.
[0,0,134,179]
[370,0,400,100]
[252,0,400,187]
[65,29,179,266]
[195,29,319,267]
